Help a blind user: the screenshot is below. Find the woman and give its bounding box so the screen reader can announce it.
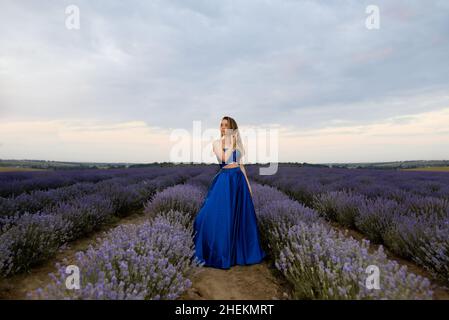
[193,116,266,269]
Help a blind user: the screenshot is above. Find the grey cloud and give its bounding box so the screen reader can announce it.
[0,0,448,131]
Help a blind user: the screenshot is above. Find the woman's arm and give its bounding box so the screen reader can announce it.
[213,136,236,164]
[239,163,253,196]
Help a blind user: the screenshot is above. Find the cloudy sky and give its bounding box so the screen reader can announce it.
[1,0,449,163]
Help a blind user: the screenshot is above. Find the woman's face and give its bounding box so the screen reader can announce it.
[220,119,230,136]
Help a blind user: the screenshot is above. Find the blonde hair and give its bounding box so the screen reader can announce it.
[221,116,245,158]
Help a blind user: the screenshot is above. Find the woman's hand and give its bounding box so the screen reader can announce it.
[222,132,236,150]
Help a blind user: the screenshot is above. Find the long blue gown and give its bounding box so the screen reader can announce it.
[193,148,267,269]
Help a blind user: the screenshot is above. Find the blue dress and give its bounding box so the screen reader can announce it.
[193,148,267,269]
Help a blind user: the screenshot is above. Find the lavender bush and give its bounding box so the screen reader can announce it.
[251,165,449,285]
[144,184,205,218]
[0,167,202,278]
[0,212,72,276]
[0,168,126,197]
[184,166,219,192]
[252,182,434,299]
[31,211,200,300]
[53,194,115,240]
[353,198,405,244]
[0,167,201,218]
[249,165,449,200]
[275,222,433,299]
[415,225,449,284]
[313,190,367,228]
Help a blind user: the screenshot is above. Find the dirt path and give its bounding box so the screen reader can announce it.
[180,260,287,300]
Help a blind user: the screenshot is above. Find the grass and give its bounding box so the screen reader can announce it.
[401,166,449,172]
[0,167,48,172]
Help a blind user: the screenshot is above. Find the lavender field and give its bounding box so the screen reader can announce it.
[0,165,448,300]
[249,165,449,287]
